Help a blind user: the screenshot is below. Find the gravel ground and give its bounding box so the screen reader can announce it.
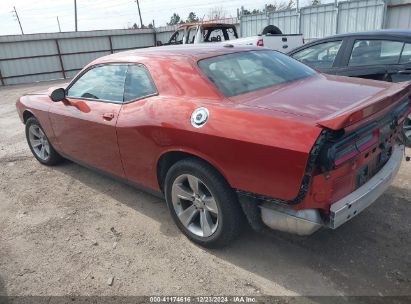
[0,80,410,298]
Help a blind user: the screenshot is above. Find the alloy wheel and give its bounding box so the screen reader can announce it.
[171,174,219,237]
[28,124,50,161]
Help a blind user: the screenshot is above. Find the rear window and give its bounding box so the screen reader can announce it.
[198,50,315,97]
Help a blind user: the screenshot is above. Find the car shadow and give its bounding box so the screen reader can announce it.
[54,161,411,297]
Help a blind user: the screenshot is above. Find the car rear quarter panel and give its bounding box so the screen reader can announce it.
[116,95,322,201]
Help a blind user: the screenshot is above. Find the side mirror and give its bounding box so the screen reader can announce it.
[50,88,66,102]
[156,41,163,46]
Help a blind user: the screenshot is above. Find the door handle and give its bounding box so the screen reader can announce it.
[398,69,411,75]
[102,113,115,121]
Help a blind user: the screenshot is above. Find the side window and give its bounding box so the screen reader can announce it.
[400,43,411,64]
[349,40,403,66]
[292,41,343,69]
[205,29,223,42]
[186,27,197,44]
[169,30,184,44]
[124,65,157,102]
[67,65,127,102]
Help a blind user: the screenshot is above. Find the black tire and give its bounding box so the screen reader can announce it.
[164,158,245,248]
[25,117,64,166]
[261,25,282,35]
[403,116,411,148]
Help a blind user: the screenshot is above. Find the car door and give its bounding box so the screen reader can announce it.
[335,37,406,82]
[391,42,411,82]
[290,39,345,74]
[49,64,127,178]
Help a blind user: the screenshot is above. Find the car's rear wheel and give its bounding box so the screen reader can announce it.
[26,117,63,165]
[403,113,411,147]
[164,158,244,248]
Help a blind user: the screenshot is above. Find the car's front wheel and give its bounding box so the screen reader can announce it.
[164,158,244,248]
[25,117,63,165]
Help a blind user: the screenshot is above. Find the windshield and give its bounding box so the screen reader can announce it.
[198,50,316,97]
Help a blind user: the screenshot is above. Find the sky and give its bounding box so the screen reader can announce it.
[0,0,317,36]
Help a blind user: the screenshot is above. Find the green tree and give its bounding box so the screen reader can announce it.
[168,13,181,25]
[242,9,251,15]
[287,0,295,9]
[186,12,199,23]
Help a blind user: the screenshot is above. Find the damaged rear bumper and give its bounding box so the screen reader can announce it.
[259,145,404,235]
[328,144,404,229]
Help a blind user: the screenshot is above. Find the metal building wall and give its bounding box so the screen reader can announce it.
[385,1,411,28]
[155,25,177,44]
[0,29,156,86]
[300,4,338,41]
[337,0,386,33]
[268,9,299,34]
[240,13,269,37]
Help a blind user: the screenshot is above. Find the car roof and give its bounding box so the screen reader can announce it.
[178,23,237,29]
[288,29,411,54]
[92,44,261,64]
[318,29,411,39]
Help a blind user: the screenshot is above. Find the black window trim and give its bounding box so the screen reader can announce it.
[347,37,405,67]
[290,38,345,69]
[123,63,159,104]
[65,62,158,104]
[338,35,411,67]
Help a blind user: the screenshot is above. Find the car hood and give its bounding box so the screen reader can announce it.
[229,74,397,122]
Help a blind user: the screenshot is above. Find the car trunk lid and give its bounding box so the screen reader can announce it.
[230,74,411,129]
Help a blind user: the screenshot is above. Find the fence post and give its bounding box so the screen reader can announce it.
[0,67,5,85]
[55,39,66,79]
[108,36,114,53]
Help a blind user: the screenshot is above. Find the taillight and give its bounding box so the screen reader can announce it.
[356,129,379,152]
[333,129,379,166]
[257,39,264,47]
[334,143,359,166]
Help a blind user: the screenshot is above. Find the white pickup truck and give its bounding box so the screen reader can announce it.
[159,23,304,53]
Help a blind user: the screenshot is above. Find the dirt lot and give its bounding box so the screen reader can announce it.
[0,81,410,298]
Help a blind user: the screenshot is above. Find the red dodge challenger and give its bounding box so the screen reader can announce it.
[16,45,410,247]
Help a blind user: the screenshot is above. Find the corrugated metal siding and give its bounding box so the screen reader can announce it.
[58,37,110,53]
[337,0,386,33]
[62,52,111,71]
[386,4,411,28]
[111,33,153,49]
[268,9,299,34]
[0,29,154,43]
[155,25,177,44]
[0,40,57,59]
[0,29,160,86]
[240,13,269,37]
[0,56,61,78]
[300,4,338,40]
[4,72,63,85]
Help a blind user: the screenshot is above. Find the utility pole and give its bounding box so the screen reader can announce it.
[57,16,62,32]
[135,0,143,28]
[74,0,78,31]
[12,6,24,35]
